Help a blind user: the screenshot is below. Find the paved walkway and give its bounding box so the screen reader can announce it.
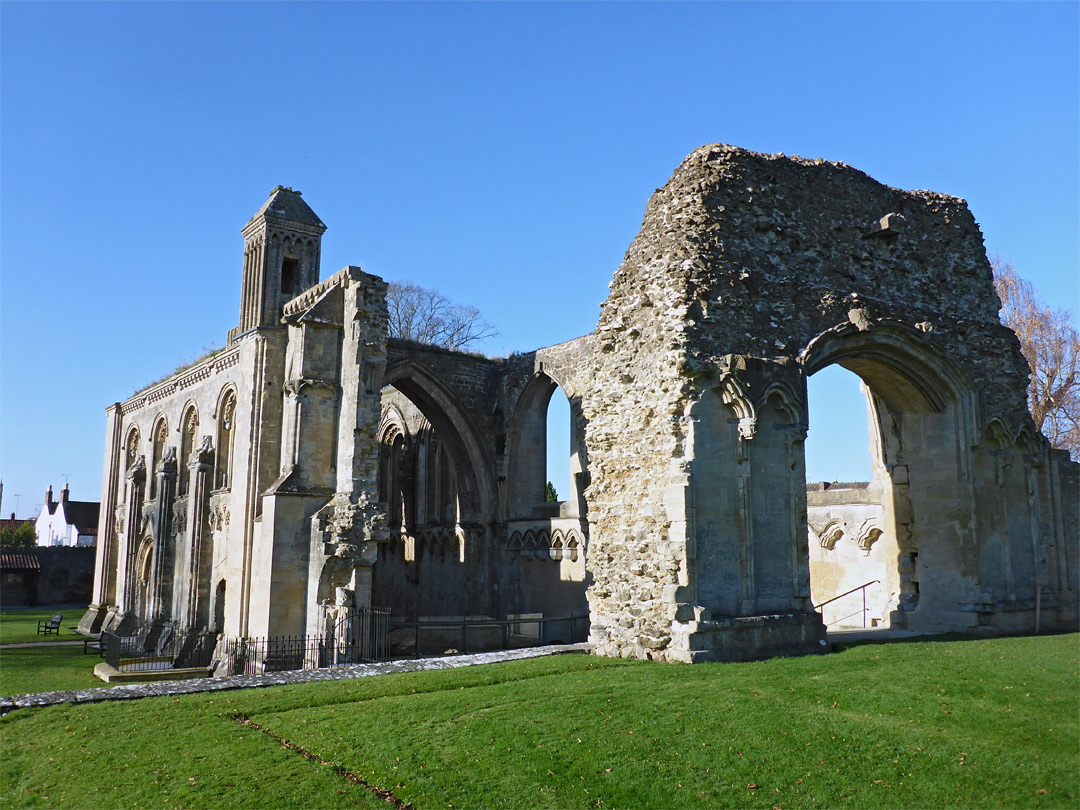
[0,643,591,714]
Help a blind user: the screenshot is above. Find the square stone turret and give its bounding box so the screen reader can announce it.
[233,186,327,339]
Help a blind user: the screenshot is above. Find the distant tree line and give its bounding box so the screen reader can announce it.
[993,257,1079,460]
[0,523,36,549]
[387,282,497,351]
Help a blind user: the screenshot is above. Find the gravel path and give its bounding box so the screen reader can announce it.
[0,643,591,714]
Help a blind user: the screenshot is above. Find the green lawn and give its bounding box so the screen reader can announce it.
[0,608,80,645]
[0,644,107,696]
[1,633,1076,809]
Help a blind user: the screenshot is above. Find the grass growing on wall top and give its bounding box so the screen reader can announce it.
[129,343,225,398]
[1,634,1077,809]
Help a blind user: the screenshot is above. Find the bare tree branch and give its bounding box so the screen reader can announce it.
[992,256,1080,459]
[386,282,498,351]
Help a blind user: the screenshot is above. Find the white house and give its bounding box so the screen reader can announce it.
[35,485,99,547]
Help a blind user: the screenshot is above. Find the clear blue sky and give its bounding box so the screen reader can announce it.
[1,1,1077,518]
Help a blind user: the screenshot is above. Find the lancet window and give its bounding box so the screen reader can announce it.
[214,391,237,491]
[149,417,168,499]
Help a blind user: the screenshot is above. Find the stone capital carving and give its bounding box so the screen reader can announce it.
[173,500,187,534]
[128,454,147,482]
[283,377,339,397]
[160,445,178,476]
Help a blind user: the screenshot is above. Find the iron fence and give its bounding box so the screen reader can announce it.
[102,628,216,673]
[100,608,585,676]
[102,606,391,676]
[222,607,391,676]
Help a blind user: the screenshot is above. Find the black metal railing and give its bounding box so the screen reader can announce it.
[221,634,326,677]
[325,605,391,665]
[222,607,392,676]
[389,613,589,658]
[813,580,880,628]
[100,608,586,677]
[102,628,216,672]
[102,606,391,676]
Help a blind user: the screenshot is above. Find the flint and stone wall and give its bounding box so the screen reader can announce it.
[575,145,1077,661]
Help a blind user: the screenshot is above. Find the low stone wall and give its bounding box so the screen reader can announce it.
[0,547,94,607]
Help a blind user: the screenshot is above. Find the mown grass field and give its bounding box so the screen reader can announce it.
[1,633,1076,809]
[0,608,79,645]
[0,644,107,696]
[0,608,160,696]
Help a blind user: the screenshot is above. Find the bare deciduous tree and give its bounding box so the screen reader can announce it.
[386,281,498,351]
[992,257,1080,459]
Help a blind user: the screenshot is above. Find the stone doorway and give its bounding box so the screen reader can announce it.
[801,324,975,636]
[805,366,897,632]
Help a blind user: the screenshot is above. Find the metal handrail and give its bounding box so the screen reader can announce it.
[813,580,879,610]
[814,579,880,629]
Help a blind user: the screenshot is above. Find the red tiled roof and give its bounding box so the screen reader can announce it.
[0,551,40,570]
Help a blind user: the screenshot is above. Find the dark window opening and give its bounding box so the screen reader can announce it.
[281,257,300,298]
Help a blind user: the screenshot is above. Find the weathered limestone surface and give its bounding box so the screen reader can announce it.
[84,151,1078,666]
[578,145,1077,661]
[806,482,894,629]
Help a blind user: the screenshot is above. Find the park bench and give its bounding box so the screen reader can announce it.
[82,635,105,656]
[37,613,63,635]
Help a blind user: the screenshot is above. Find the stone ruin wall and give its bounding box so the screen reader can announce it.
[577,144,1076,661]
[82,151,1078,665]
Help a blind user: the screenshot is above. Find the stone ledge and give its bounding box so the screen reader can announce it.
[93,663,212,683]
[671,612,828,663]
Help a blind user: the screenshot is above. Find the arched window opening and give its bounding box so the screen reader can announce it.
[150,418,168,500]
[178,407,198,496]
[805,364,894,631]
[281,255,300,298]
[213,579,226,633]
[380,427,407,531]
[123,427,140,503]
[214,392,236,491]
[377,390,462,538]
[509,375,582,520]
[136,538,154,624]
[545,387,573,507]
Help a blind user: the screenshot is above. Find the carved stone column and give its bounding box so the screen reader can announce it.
[111,455,146,635]
[306,268,389,637]
[149,447,178,628]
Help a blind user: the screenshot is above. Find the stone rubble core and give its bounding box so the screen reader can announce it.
[79,146,1078,666]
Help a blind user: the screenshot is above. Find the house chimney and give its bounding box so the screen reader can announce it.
[61,484,69,504]
[46,485,54,508]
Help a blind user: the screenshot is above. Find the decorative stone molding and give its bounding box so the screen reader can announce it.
[855,521,883,554]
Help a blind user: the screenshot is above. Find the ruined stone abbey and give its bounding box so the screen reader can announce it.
[81,145,1079,662]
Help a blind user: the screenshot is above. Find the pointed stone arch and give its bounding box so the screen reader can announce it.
[382,360,496,522]
[506,371,583,520]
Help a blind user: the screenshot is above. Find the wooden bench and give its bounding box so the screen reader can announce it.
[83,635,105,656]
[37,614,63,635]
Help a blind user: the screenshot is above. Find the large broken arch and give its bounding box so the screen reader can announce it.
[579,144,1077,661]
